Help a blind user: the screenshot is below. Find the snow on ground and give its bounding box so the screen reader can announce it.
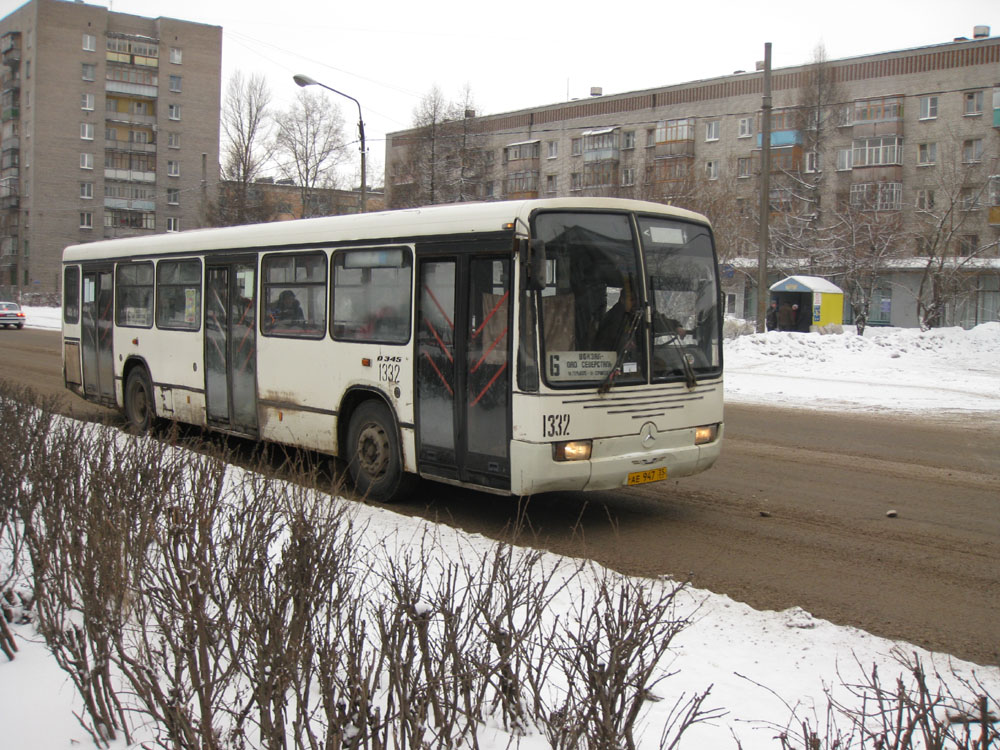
[3,308,999,748]
[725,322,1000,416]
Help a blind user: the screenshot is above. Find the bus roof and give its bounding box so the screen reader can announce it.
[63,197,711,263]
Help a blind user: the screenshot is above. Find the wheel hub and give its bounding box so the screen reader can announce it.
[357,422,389,477]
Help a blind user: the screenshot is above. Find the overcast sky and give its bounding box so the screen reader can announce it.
[4,0,998,173]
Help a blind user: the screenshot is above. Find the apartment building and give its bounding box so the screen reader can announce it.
[385,30,1000,328]
[0,0,221,297]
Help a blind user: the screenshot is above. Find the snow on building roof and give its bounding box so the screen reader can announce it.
[770,275,843,294]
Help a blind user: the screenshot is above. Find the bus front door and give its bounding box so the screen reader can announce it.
[204,260,258,435]
[416,255,511,492]
[80,267,115,406]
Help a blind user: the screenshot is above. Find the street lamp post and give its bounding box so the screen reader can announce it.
[293,73,367,213]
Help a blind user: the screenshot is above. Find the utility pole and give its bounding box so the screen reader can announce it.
[756,43,772,333]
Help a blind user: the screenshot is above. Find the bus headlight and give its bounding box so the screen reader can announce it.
[553,440,592,461]
[694,424,719,445]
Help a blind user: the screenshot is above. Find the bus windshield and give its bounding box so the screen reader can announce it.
[533,210,720,387]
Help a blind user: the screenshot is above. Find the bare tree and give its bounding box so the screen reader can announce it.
[275,89,349,217]
[828,198,909,334]
[208,72,278,226]
[911,139,999,329]
[389,85,492,208]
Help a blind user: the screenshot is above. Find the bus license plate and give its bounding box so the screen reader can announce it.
[627,467,668,485]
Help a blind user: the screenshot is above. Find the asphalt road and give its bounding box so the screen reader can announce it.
[2,326,998,666]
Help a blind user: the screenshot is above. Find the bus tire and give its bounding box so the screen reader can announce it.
[346,400,413,503]
[124,367,156,434]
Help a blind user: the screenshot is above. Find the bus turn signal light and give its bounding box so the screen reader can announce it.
[553,440,592,462]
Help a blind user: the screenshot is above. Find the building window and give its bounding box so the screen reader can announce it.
[167,188,180,204]
[80,153,93,170]
[167,132,181,149]
[959,188,982,211]
[621,167,635,186]
[80,182,93,199]
[836,148,853,171]
[915,189,935,211]
[168,104,181,120]
[622,130,635,150]
[82,33,96,51]
[570,172,582,191]
[850,182,902,211]
[738,117,753,138]
[169,47,182,64]
[805,152,821,173]
[80,122,94,140]
[852,136,903,168]
[962,139,983,163]
[166,217,180,232]
[963,91,983,116]
[81,63,95,81]
[853,97,902,122]
[645,129,655,147]
[655,118,694,143]
[919,96,938,120]
[705,160,719,180]
[958,235,979,255]
[167,160,180,177]
[79,211,93,229]
[917,142,937,166]
[503,141,541,161]
[737,157,751,178]
[705,120,720,142]
[571,138,582,156]
[81,93,94,111]
[545,174,557,193]
[169,75,182,93]
[547,141,558,159]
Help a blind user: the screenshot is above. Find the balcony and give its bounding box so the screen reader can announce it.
[1,73,19,94]
[104,139,156,154]
[1,106,18,122]
[756,130,803,148]
[105,80,158,98]
[105,111,156,127]
[104,197,155,211]
[1,34,21,66]
[104,168,155,183]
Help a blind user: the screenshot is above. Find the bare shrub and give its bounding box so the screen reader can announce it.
[540,569,723,750]
[767,649,998,750]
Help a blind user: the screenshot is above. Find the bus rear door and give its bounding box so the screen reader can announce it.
[204,258,258,435]
[80,266,115,406]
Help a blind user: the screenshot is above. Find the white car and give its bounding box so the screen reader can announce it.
[0,301,25,329]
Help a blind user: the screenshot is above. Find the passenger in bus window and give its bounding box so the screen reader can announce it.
[273,289,304,327]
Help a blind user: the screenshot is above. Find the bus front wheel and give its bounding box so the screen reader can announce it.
[124,367,155,434]
[346,400,413,503]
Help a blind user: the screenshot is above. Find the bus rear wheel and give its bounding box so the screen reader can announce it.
[346,400,413,503]
[124,367,155,434]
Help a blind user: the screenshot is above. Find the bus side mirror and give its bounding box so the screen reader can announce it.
[526,239,547,291]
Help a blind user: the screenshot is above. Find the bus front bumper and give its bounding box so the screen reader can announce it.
[509,423,724,496]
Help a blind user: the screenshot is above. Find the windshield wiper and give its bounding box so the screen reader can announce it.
[661,333,698,389]
[598,309,641,394]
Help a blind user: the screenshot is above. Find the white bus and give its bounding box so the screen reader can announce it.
[62,198,723,502]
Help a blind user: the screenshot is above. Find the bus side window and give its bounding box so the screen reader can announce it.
[261,251,327,338]
[64,265,81,324]
[331,247,412,344]
[115,261,154,328]
[156,259,202,331]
